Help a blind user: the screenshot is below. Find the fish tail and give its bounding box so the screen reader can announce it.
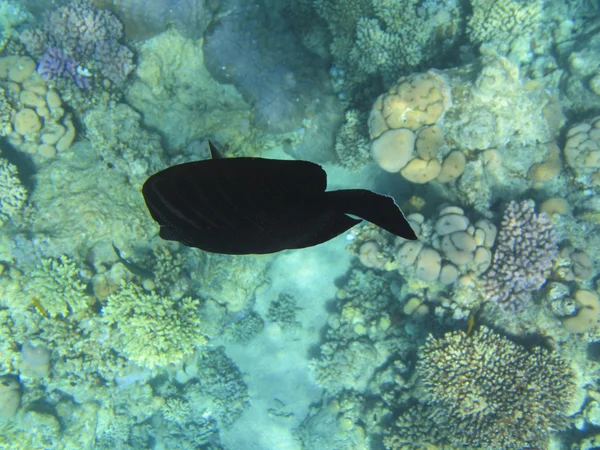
[325,189,417,240]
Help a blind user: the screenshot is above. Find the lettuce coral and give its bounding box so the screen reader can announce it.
[102,282,208,369]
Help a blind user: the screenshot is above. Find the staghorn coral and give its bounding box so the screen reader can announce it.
[416,326,576,449]
[0,158,27,225]
[102,282,209,369]
[482,200,558,312]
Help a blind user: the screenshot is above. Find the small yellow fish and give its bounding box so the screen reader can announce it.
[467,313,475,335]
[31,297,49,318]
[401,195,426,213]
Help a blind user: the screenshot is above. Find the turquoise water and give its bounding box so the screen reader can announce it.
[0,0,599,448]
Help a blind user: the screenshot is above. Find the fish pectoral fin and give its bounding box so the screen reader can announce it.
[325,189,418,240]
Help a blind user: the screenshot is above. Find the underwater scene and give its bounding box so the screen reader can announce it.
[0,0,600,448]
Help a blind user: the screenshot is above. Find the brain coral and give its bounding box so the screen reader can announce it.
[417,326,575,449]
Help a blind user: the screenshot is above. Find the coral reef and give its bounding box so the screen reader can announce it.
[19,0,135,87]
[0,55,76,160]
[468,0,544,49]
[334,109,370,170]
[182,347,249,427]
[310,269,402,393]
[102,281,209,369]
[368,71,454,183]
[21,255,92,319]
[348,205,499,320]
[559,21,600,114]
[125,29,251,152]
[203,1,331,135]
[266,293,301,329]
[21,138,155,262]
[0,158,27,225]
[296,391,369,450]
[416,326,576,449]
[93,0,213,41]
[564,116,600,190]
[482,200,558,312]
[296,0,463,106]
[82,102,166,184]
[191,252,271,314]
[222,311,264,344]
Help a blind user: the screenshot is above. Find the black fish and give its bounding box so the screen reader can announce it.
[142,142,417,255]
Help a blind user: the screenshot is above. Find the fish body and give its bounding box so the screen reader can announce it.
[111,243,154,280]
[142,143,416,255]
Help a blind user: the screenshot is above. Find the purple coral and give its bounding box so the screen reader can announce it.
[482,200,558,312]
[20,0,135,87]
[37,47,90,89]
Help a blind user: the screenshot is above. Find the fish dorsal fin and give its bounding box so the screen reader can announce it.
[209,141,223,159]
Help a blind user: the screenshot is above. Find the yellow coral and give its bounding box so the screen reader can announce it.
[102,282,209,369]
[368,72,451,138]
[23,256,91,318]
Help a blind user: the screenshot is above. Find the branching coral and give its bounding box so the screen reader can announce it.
[482,200,558,311]
[335,109,371,170]
[182,347,249,427]
[469,0,544,46]
[102,282,208,369]
[417,326,575,449]
[0,158,27,225]
[307,0,463,105]
[23,255,91,318]
[19,0,135,86]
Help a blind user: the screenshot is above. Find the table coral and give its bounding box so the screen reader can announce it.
[102,282,209,369]
[416,326,576,449]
